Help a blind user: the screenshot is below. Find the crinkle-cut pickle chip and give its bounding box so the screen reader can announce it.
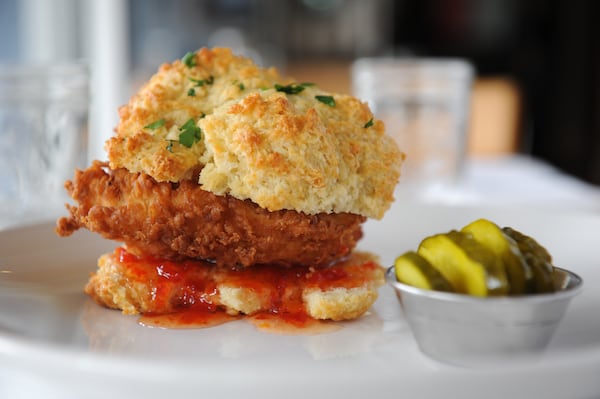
[417,231,509,296]
[461,218,534,295]
[394,251,453,292]
[503,227,555,293]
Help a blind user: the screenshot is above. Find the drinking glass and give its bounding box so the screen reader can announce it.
[352,57,474,199]
[0,63,89,225]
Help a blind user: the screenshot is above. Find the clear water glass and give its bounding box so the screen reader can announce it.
[0,63,89,225]
[352,57,474,199]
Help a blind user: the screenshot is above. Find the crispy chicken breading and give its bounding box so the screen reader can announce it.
[57,161,365,268]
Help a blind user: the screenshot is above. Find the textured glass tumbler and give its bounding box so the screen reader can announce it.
[352,58,473,196]
[0,63,89,223]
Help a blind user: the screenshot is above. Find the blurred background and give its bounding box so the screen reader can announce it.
[1,0,599,185]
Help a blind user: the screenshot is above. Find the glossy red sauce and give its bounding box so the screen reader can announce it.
[140,309,238,329]
[114,247,379,332]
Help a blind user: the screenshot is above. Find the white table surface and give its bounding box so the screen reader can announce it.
[398,154,600,212]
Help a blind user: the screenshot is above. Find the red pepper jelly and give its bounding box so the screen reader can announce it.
[100,247,383,331]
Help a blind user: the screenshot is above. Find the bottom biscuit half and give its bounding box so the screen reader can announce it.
[85,247,384,323]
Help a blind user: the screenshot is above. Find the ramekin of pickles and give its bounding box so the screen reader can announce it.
[394,218,557,296]
[386,218,583,366]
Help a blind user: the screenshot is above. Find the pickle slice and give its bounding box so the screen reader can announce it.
[417,231,509,296]
[503,227,555,293]
[461,219,534,295]
[394,251,454,292]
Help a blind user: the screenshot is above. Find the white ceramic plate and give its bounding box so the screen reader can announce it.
[1,203,600,399]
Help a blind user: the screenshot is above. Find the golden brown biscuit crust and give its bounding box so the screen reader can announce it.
[107,47,285,182]
[106,47,403,219]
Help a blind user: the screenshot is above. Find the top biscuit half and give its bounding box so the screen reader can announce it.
[106,47,403,219]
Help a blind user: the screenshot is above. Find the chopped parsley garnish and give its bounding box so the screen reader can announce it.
[182,51,197,68]
[274,82,315,94]
[144,119,166,130]
[178,118,202,148]
[190,76,214,87]
[364,118,374,128]
[187,76,214,96]
[275,83,304,94]
[315,95,335,107]
[232,80,245,90]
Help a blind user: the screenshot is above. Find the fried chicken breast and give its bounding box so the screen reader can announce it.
[57,161,365,268]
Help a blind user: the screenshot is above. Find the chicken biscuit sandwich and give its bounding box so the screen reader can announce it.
[56,48,403,326]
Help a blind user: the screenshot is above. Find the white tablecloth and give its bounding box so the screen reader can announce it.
[396,154,600,213]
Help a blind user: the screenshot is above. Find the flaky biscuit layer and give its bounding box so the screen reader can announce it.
[107,47,403,219]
